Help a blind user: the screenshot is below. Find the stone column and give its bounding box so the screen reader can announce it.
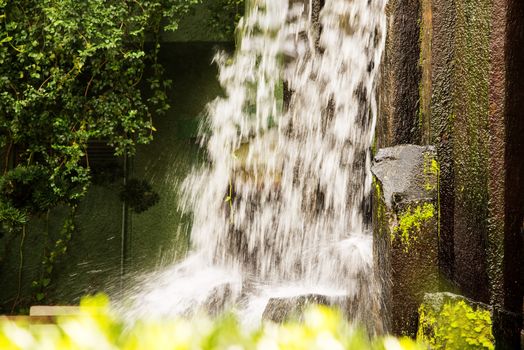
[376,0,422,149]
[372,145,439,336]
[420,0,456,283]
[487,0,524,348]
[378,0,524,345]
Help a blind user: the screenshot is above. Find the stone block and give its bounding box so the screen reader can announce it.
[372,145,439,336]
[29,306,80,316]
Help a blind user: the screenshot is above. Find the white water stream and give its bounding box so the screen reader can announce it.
[120,0,387,333]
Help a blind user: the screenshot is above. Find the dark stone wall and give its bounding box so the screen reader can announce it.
[505,0,524,327]
[126,43,227,274]
[377,0,524,343]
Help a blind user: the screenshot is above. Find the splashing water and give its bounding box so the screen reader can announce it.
[120,0,387,333]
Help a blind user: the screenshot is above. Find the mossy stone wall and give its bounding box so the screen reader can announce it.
[417,292,495,349]
[377,0,523,346]
[452,0,492,304]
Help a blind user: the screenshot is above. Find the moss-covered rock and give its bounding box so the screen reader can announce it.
[417,292,494,350]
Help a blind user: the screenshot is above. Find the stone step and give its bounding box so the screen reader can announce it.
[29,306,80,317]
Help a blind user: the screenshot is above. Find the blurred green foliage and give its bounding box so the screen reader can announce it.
[119,178,160,213]
[0,294,425,350]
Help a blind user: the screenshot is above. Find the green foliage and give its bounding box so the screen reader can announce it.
[393,203,435,250]
[119,178,160,213]
[0,165,63,220]
[0,0,199,225]
[208,0,245,40]
[417,299,494,350]
[0,0,199,310]
[0,294,425,350]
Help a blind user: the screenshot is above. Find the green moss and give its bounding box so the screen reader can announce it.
[423,153,439,191]
[373,177,385,223]
[393,203,435,250]
[417,300,494,350]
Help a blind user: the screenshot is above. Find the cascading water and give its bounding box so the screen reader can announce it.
[120,0,387,333]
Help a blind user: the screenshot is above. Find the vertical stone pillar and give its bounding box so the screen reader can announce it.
[488,0,524,347]
[376,0,422,149]
[420,0,457,283]
[372,145,439,336]
[451,0,492,305]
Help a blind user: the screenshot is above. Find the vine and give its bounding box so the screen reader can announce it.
[30,204,77,305]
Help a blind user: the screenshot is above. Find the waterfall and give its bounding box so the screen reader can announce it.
[121,0,387,333]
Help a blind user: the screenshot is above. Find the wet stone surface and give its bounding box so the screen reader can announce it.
[372,145,437,209]
[262,294,333,323]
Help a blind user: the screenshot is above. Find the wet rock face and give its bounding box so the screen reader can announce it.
[372,145,437,210]
[372,145,439,336]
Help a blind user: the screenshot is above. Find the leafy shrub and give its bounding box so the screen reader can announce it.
[0,294,425,350]
[0,0,199,227]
